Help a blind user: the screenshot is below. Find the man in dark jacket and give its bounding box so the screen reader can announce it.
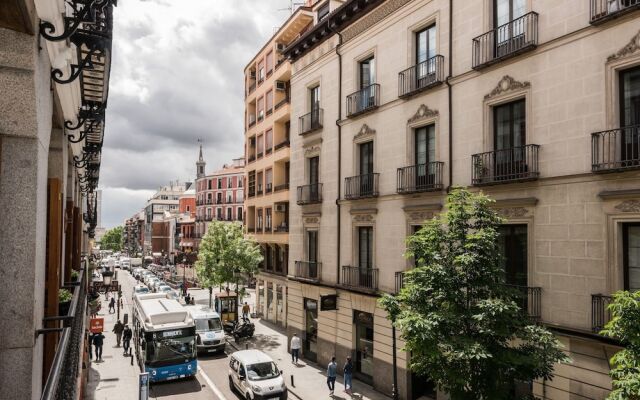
[112,320,124,347]
[122,325,132,356]
[93,332,105,361]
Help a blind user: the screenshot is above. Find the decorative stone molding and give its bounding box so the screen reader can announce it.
[353,214,374,223]
[496,207,529,218]
[615,200,640,213]
[353,124,376,142]
[608,30,640,62]
[304,217,319,224]
[342,0,412,42]
[484,76,531,101]
[408,211,434,222]
[407,104,438,124]
[304,145,321,157]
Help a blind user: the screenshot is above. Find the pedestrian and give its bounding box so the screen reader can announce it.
[185,293,190,305]
[122,324,132,356]
[343,356,353,395]
[88,331,94,360]
[242,302,250,320]
[108,297,116,313]
[327,356,337,395]
[112,320,124,347]
[93,332,105,361]
[290,333,301,364]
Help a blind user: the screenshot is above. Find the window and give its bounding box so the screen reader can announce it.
[258,97,264,120]
[218,179,222,189]
[227,192,232,203]
[228,177,233,188]
[494,0,526,54]
[266,51,273,73]
[317,2,329,22]
[217,208,222,219]
[359,56,375,89]
[620,67,640,163]
[238,177,243,188]
[237,207,243,221]
[359,141,374,175]
[266,90,273,112]
[258,60,265,81]
[309,156,319,185]
[257,172,263,194]
[310,85,320,111]
[227,208,232,221]
[207,180,212,190]
[308,231,318,262]
[495,0,526,27]
[415,125,436,186]
[265,169,273,192]
[248,171,256,196]
[497,224,528,286]
[266,208,272,230]
[623,223,640,291]
[358,227,374,270]
[257,209,263,230]
[415,24,436,82]
[257,134,264,156]
[265,129,273,152]
[217,192,222,204]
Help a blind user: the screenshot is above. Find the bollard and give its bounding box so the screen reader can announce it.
[131,353,134,366]
[290,374,294,387]
[245,343,249,350]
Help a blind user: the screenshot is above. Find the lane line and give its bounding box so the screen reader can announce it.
[198,366,229,400]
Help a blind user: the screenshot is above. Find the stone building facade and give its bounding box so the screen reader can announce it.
[286,0,640,399]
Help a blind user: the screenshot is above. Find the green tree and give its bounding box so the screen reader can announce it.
[601,291,640,400]
[195,221,262,308]
[380,188,569,400]
[101,226,123,252]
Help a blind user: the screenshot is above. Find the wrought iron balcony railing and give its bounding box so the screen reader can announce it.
[274,139,290,151]
[591,125,640,172]
[274,225,289,233]
[472,12,538,69]
[274,183,290,192]
[398,55,445,97]
[294,261,321,281]
[507,285,542,320]
[347,83,380,117]
[590,0,640,24]
[41,270,86,400]
[297,183,323,205]
[341,266,378,291]
[592,294,613,333]
[397,162,444,194]
[345,173,379,199]
[471,144,540,186]
[299,108,323,135]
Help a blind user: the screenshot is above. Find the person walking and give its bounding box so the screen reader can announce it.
[343,356,353,395]
[242,302,250,320]
[327,356,338,395]
[122,325,132,356]
[112,320,124,347]
[290,333,301,364]
[93,332,105,361]
[108,297,116,314]
[87,331,94,360]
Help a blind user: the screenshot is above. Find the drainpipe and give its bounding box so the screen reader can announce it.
[329,19,343,287]
[446,0,454,192]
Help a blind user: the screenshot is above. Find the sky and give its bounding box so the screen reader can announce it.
[99,0,293,228]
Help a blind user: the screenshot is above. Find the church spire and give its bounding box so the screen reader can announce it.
[196,140,206,179]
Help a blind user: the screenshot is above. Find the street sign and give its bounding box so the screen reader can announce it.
[93,280,119,292]
[89,318,104,333]
[320,294,338,311]
[139,373,149,400]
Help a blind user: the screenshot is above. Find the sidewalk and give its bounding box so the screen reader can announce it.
[84,272,140,400]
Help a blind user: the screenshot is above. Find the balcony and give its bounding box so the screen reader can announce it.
[248,154,256,163]
[297,183,323,205]
[398,55,445,97]
[341,266,378,291]
[248,115,257,128]
[592,294,613,333]
[344,173,380,200]
[299,108,323,135]
[274,139,290,151]
[248,82,256,95]
[590,0,640,24]
[346,83,380,117]
[591,125,640,172]
[275,97,289,110]
[507,285,542,321]
[274,224,289,233]
[294,261,321,282]
[471,145,540,186]
[274,183,290,192]
[397,162,444,194]
[247,227,255,233]
[395,271,405,294]
[472,12,538,70]
[205,215,213,221]
[41,270,86,400]
[257,151,263,159]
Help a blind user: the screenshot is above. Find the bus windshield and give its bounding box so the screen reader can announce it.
[195,318,222,332]
[146,332,195,366]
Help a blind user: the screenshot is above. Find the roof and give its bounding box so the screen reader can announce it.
[185,306,221,319]
[231,350,274,365]
[134,293,194,331]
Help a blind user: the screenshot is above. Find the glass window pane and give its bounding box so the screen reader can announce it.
[621,67,640,127]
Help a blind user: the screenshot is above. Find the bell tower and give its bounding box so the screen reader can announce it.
[196,142,206,179]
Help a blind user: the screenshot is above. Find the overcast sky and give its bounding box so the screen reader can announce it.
[99,0,293,228]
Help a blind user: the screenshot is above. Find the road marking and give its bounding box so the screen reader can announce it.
[198,366,229,400]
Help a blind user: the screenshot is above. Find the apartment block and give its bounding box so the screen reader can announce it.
[286,0,640,399]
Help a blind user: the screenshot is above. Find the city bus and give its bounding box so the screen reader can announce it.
[132,293,197,383]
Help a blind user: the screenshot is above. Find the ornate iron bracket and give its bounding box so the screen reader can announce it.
[52,45,106,85]
[65,101,106,131]
[39,0,116,42]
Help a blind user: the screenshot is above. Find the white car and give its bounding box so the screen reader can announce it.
[228,350,287,400]
[158,285,178,299]
[132,284,150,299]
[187,306,226,354]
[146,277,160,289]
[151,280,166,292]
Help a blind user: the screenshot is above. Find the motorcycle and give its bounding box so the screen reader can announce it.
[232,318,255,343]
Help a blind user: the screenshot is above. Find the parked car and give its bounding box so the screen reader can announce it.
[132,284,150,299]
[228,350,287,400]
[151,280,166,292]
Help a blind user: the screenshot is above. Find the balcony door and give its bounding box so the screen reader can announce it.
[358,227,374,288]
[494,0,526,57]
[416,24,436,85]
[623,223,640,292]
[494,100,526,180]
[309,156,319,201]
[308,230,318,279]
[620,67,640,164]
[415,125,436,190]
[310,85,320,127]
[359,141,374,196]
[498,224,528,310]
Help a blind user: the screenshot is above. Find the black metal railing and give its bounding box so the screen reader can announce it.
[590,0,640,24]
[295,261,321,281]
[247,227,255,233]
[591,125,640,172]
[471,144,540,185]
[398,55,445,97]
[275,97,290,110]
[41,270,86,400]
[397,162,444,194]
[248,154,256,163]
[341,266,378,291]
[472,12,538,69]
[297,183,323,205]
[274,139,290,150]
[592,294,613,333]
[274,225,289,233]
[274,183,290,192]
[257,151,263,159]
[347,83,380,117]
[345,173,380,199]
[266,183,273,193]
[507,285,542,320]
[299,108,323,135]
[395,271,405,294]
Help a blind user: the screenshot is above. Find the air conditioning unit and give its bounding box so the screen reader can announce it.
[250,71,256,79]
[276,43,287,53]
[275,204,287,212]
[275,81,286,91]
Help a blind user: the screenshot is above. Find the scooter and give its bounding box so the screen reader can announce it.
[232,318,255,343]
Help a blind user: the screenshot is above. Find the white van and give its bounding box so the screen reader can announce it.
[228,350,287,400]
[187,306,226,354]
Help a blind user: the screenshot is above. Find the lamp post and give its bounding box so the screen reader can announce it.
[391,323,398,400]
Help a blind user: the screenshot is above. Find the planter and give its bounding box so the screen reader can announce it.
[59,301,71,316]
